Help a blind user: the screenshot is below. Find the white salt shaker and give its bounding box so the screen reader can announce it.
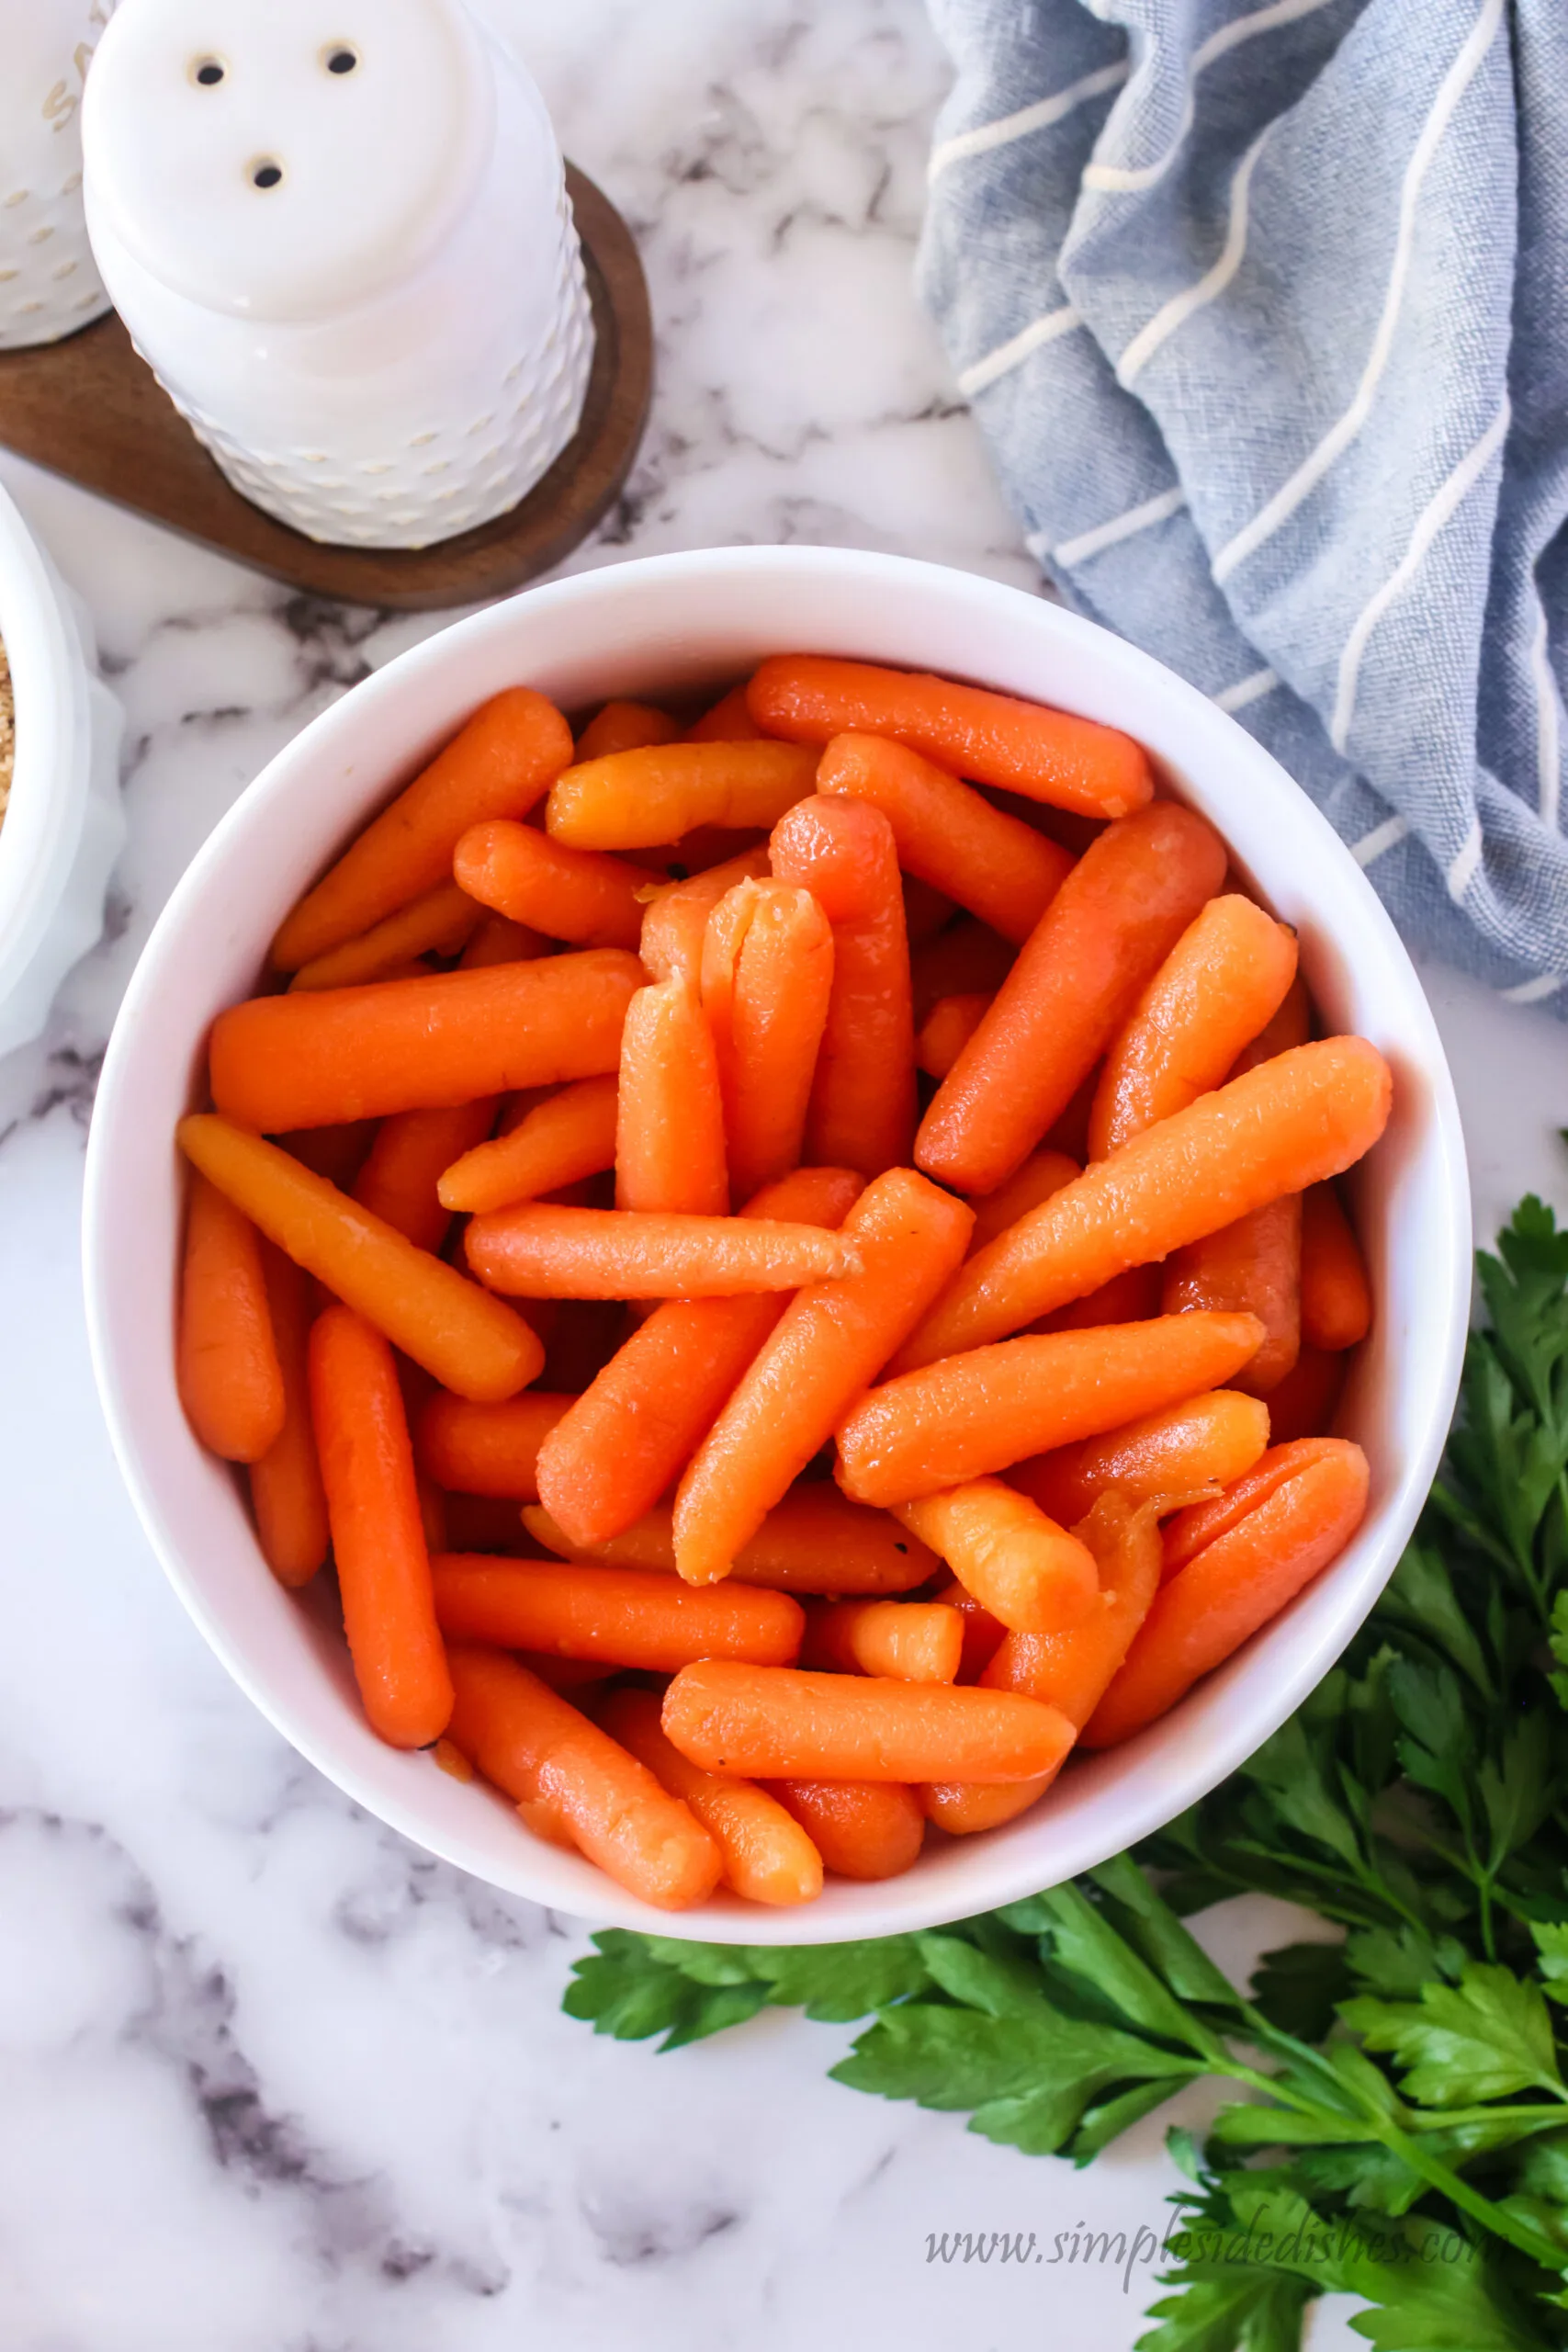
[80,0,594,549]
[1,0,118,349]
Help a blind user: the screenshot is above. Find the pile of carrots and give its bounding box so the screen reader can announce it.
[175,654,1386,1912]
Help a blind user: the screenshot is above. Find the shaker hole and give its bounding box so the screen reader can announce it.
[323,44,359,74]
[251,159,284,190]
[192,57,226,86]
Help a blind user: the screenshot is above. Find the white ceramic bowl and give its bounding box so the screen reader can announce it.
[83,547,1470,1941]
[0,480,125,1060]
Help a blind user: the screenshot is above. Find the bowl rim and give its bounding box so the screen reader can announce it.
[82,542,1472,1941]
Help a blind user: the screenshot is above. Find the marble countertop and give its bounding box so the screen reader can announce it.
[1,5,1564,2346]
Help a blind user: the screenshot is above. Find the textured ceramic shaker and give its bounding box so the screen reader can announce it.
[0,0,118,349]
[80,0,594,550]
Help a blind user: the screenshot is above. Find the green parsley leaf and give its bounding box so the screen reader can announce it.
[1343,1964,1566,2107]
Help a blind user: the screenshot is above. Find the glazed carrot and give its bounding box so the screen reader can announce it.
[437,1075,618,1217]
[1301,1182,1373,1351]
[1032,1263,1162,1333]
[747,656,1154,820]
[903,875,956,946]
[272,688,572,970]
[430,1554,804,1670]
[701,881,834,1197]
[1084,1440,1371,1745]
[911,917,1015,1026]
[764,1780,925,1880]
[801,1600,964,1684]
[288,882,484,991]
[546,740,819,848]
[837,1310,1266,1507]
[575,700,680,761]
[685,682,765,742]
[615,977,729,1213]
[771,796,917,1175]
[897,1038,1393,1367]
[916,803,1228,1195]
[533,1166,862,1548]
[275,1121,378,1190]
[638,846,772,982]
[354,1097,498,1253]
[1159,1437,1345,1577]
[308,1306,453,1747]
[663,1659,1076,1782]
[446,1645,721,1908]
[525,1482,937,1593]
[413,1390,575,1497]
[454,820,647,949]
[248,1243,330,1586]
[1266,1344,1348,1443]
[462,912,549,967]
[672,1169,975,1584]
[1011,1389,1272,1528]
[897,1478,1098,1635]
[1163,1193,1302,1396]
[176,1171,286,1463]
[466,1203,859,1301]
[940,1578,1010,1683]
[598,1689,822,1905]
[178,1115,542,1402]
[1088,895,1299,1159]
[917,993,991,1079]
[1045,1066,1100,1161]
[209,950,641,1131]
[817,732,1072,943]
[967,1149,1079,1251]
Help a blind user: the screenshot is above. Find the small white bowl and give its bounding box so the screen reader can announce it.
[83,547,1470,1942]
[0,481,125,1059]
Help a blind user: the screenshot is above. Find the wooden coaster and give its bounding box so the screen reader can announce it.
[0,166,651,613]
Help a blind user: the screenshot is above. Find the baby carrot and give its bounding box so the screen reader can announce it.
[1301,1182,1373,1351]
[664,1659,1076,1782]
[911,917,1016,1025]
[309,1306,453,1747]
[615,977,728,1213]
[438,1075,619,1217]
[598,1689,823,1905]
[446,1645,721,1908]
[685,683,765,742]
[917,993,991,1079]
[637,846,773,983]
[916,803,1228,1195]
[455,820,647,949]
[1163,1194,1302,1396]
[938,1578,1010,1684]
[701,881,835,1198]
[967,1149,1080,1251]
[817,731,1072,943]
[1088,894,1299,1159]
[837,1311,1266,1506]
[525,1483,937,1593]
[903,875,956,946]
[466,1203,860,1300]
[771,795,917,1175]
[1084,1440,1371,1745]
[801,1599,963,1684]
[574,700,680,761]
[247,1243,330,1586]
[1159,1436,1344,1576]
[288,882,484,992]
[430,1554,804,1670]
[177,1171,286,1463]
[1266,1344,1348,1443]
[354,1098,498,1255]
[897,1037,1393,1368]
[463,912,551,967]
[1032,1263,1162,1334]
[1010,1388,1271,1528]
[178,1115,542,1402]
[274,1121,378,1190]
[747,656,1154,820]
[272,688,572,970]
[765,1779,925,1879]
[672,1169,975,1584]
[897,1479,1098,1635]
[413,1390,575,1497]
[546,741,819,848]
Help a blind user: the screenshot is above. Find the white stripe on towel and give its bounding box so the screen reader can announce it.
[1499,970,1565,1005]
[1083,0,1337,196]
[958,303,1084,399]
[1118,130,1270,388]
[1052,485,1189,568]
[1447,816,1483,901]
[930,62,1130,180]
[1349,813,1409,867]
[1529,604,1562,835]
[1214,666,1279,714]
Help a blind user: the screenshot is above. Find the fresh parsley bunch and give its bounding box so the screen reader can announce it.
[563,1193,1568,2351]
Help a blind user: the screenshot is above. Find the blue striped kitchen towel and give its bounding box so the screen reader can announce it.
[919,0,1568,1010]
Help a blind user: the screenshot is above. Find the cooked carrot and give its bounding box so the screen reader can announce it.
[664,1659,1076,1782]
[1301,1182,1373,1351]
[416,1469,448,1554]
[967,1149,1080,1251]
[1159,1436,1342,1577]
[1032,1264,1162,1335]
[533,1166,862,1549]
[288,882,484,992]
[771,795,917,1175]
[911,917,1016,1025]
[897,1478,1098,1635]
[748,656,1154,820]
[308,1306,453,1747]
[446,1645,721,1908]
[817,731,1072,943]
[764,1779,925,1879]
[272,688,572,970]
[454,819,648,949]
[575,700,680,761]
[837,1310,1266,1507]
[685,682,766,742]
[353,1097,498,1254]
[917,993,991,1079]
[615,976,729,1214]
[467,1201,860,1302]
[897,1037,1393,1368]
[436,1075,618,1217]
[801,1600,964,1684]
[1266,1344,1348,1443]
[1010,1388,1271,1528]
[903,875,956,946]
[916,803,1228,1195]
[1088,894,1299,1159]
[1163,1193,1302,1396]
[178,1115,542,1402]
[209,950,641,1132]
[546,740,818,849]
[938,1578,1010,1684]
[1044,1066,1100,1161]
[637,846,773,982]
[701,881,834,1198]
[275,1121,378,1190]
[431,1554,804,1669]
[414,1389,575,1497]
[461,911,550,968]
[525,1483,936,1594]
[248,1244,330,1586]
[1084,1440,1371,1745]
[672,1169,975,1584]
[176,1170,286,1463]
[599,1689,822,1905]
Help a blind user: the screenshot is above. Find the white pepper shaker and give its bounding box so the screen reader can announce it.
[80,0,594,550]
[1,0,118,349]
